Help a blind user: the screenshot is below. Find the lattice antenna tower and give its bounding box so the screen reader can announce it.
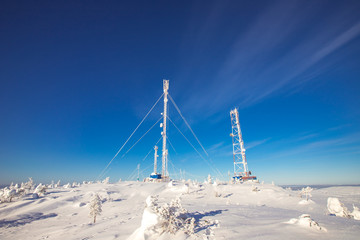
[153,146,158,174]
[230,108,249,177]
[161,80,169,179]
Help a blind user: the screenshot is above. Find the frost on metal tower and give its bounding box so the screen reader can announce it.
[230,108,257,182]
[149,80,169,181]
[154,146,158,174]
[161,79,169,180]
[150,145,161,180]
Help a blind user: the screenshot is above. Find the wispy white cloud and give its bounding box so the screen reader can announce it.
[327,124,351,132]
[311,22,360,63]
[234,20,360,107]
[178,1,360,116]
[294,133,320,142]
[207,141,226,152]
[257,132,360,161]
[246,138,271,150]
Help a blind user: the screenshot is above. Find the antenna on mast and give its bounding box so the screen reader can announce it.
[153,146,158,174]
[150,145,162,180]
[161,79,169,181]
[148,80,170,182]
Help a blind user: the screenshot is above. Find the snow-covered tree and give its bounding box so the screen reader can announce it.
[213,182,220,197]
[34,183,47,196]
[16,187,26,197]
[24,177,34,192]
[300,186,313,201]
[351,205,360,220]
[145,196,195,235]
[1,188,16,202]
[207,174,212,184]
[184,217,195,235]
[55,180,61,188]
[48,180,54,188]
[157,198,193,234]
[102,177,110,184]
[141,195,218,237]
[89,194,102,223]
[327,197,351,218]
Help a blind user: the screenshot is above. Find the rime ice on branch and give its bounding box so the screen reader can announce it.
[89,194,102,223]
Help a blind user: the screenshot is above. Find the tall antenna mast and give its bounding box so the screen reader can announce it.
[230,108,257,181]
[154,146,158,174]
[161,80,169,179]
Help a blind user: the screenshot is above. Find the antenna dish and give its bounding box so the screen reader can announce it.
[160,123,163,128]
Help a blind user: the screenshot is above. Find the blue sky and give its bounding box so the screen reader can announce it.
[1,0,360,185]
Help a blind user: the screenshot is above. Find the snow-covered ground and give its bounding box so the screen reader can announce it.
[1,181,359,240]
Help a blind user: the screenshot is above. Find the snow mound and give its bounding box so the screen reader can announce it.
[352,205,360,220]
[298,199,314,205]
[286,214,326,232]
[327,197,351,218]
[127,205,160,240]
[32,193,39,199]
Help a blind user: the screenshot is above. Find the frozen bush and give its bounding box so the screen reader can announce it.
[327,197,351,218]
[300,187,313,201]
[207,174,212,184]
[34,183,47,196]
[24,177,34,192]
[1,188,17,202]
[351,205,360,220]
[286,214,326,231]
[89,194,102,223]
[102,177,110,184]
[213,184,220,197]
[16,187,26,197]
[146,196,195,235]
[48,180,54,189]
[55,180,61,188]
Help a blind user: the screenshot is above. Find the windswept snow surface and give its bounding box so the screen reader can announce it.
[0,181,360,239]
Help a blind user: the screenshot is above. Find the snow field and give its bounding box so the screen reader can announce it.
[0,181,360,239]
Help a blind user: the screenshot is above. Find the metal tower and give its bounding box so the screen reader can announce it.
[153,146,158,174]
[230,108,256,181]
[161,80,169,179]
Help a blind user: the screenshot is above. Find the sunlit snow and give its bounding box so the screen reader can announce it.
[1,181,360,239]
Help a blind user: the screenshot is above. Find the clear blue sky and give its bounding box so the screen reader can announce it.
[1,0,360,185]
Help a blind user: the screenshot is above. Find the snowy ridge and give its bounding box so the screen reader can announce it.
[0,181,360,239]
